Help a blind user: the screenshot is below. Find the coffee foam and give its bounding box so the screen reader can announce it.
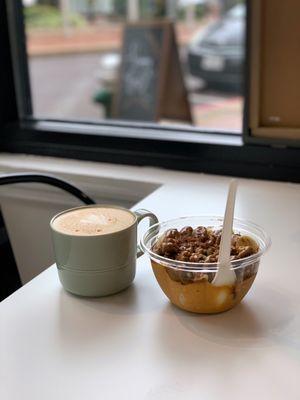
[52,207,135,236]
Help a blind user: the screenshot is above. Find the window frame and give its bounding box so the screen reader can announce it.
[0,0,299,183]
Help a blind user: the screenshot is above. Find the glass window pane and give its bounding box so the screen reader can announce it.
[23,0,245,133]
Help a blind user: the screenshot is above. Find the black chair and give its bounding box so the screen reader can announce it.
[0,173,95,301]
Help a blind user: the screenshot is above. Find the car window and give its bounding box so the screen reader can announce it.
[201,19,244,47]
[227,4,245,18]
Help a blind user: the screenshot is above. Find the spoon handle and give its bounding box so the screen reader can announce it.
[218,179,238,267]
[212,179,237,286]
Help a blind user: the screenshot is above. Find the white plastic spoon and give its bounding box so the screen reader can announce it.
[212,179,238,286]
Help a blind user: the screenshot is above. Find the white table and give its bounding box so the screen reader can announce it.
[1,172,300,400]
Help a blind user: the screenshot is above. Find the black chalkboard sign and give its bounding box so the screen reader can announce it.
[114,21,192,123]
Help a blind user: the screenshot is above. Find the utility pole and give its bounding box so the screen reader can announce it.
[59,0,71,36]
[166,0,178,20]
[127,0,139,22]
[186,3,196,29]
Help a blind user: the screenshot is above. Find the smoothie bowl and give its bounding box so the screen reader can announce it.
[141,216,271,314]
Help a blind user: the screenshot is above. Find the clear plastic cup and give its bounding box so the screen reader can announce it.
[141,216,271,314]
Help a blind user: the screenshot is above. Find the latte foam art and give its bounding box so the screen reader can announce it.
[80,213,116,226]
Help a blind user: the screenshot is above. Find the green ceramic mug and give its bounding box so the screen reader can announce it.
[50,205,158,297]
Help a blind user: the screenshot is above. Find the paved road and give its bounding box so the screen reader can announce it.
[29,52,242,130]
[29,53,103,120]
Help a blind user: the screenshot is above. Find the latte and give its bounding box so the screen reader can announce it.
[52,206,135,236]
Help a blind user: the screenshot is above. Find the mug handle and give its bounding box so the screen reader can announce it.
[134,209,158,258]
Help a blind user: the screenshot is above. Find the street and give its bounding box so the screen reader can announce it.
[29,52,242,131]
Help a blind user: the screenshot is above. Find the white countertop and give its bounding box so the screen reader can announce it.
[1,168,300,400]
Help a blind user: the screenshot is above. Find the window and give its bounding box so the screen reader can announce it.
[1,0,299,182]
[23,0,245,132]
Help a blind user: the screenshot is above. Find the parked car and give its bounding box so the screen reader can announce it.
[187,4,245,90]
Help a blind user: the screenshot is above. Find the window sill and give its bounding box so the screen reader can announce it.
[22,119,243,146]
[1,120,299,183]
